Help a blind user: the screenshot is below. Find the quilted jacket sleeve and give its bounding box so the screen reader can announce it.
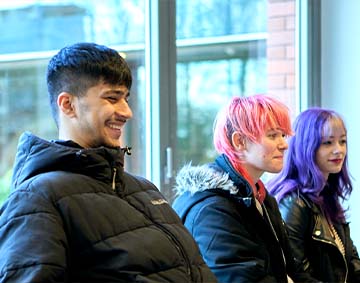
[0,182,68,283]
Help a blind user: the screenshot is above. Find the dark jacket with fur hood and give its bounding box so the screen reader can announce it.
[172,154,317,283]
[0,132,217,283]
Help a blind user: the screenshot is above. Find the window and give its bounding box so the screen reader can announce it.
[171,0,297,200]
[0,0,147,202]
[176,0,267,168]
[0,0,298,205]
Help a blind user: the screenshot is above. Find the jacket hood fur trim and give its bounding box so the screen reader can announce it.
[174,163,239,196]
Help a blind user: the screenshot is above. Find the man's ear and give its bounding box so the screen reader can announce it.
[232,131,246,151]
[57,92,76,117]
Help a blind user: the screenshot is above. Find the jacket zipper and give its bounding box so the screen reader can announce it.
[162,226,192,278]
[312,213,348,283]
[149,220,192,280]
[110,167,192,280]
[262,205,288,273]
[311,236,348,283]
[112,167,117,190]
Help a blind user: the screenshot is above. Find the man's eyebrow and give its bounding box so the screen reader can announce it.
[103,89,130,97]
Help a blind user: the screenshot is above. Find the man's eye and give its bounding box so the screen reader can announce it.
[107,97,117,102]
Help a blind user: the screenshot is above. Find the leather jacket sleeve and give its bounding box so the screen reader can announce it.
[278,194,313,273]
[348,230,360,282]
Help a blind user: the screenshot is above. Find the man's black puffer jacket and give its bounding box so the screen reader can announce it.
[0,132,217,283]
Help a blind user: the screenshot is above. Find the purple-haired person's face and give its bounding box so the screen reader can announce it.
[316,120,347,180]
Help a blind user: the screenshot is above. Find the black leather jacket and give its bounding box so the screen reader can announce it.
[278,192,360,283]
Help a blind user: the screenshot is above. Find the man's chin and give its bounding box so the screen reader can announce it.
[96,138,121,149]
[106,141,121,149]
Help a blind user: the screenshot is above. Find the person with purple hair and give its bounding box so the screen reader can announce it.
[268,108,360,282]
[172,94,317,283]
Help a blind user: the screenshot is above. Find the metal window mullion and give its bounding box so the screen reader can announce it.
[145,0,176,189]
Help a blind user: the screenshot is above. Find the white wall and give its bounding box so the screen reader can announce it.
[321,0,360,247]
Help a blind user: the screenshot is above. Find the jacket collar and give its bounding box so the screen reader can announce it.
[299,194,337,244]
[215,154,267,203]
[174,154,265,206]
[174,162,238,196]
[11,131,126,189]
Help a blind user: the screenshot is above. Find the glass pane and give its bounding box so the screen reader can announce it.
[176,57,267,165]
[0,0,146,205]
[175,0,267,168]
[177,0,267,39]
[0,0,145,53]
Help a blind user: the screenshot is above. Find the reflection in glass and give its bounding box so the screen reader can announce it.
[177,0,266,39]
[0,0,146,204]
[0,0,145,53]
[175,0,267,169]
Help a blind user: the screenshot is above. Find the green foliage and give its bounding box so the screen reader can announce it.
[0,169,12,206]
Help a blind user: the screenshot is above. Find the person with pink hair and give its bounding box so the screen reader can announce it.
[172,94,317,283]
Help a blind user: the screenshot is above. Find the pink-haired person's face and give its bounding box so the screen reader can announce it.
[242,127,288,179]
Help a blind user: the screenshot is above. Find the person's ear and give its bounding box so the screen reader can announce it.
[57,92,76,118]
[232,131,246,151]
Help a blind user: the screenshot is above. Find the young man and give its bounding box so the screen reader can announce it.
[0,42,217,283]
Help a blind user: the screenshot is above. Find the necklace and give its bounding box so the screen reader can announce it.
[329,224,346,257]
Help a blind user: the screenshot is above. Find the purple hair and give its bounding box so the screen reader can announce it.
[268,108,353,222]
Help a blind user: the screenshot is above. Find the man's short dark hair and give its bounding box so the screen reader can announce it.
[47,42,132,127]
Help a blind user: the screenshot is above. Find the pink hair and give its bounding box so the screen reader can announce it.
[213,94,293,167]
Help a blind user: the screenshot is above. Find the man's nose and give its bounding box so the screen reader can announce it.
[116,99,133,119]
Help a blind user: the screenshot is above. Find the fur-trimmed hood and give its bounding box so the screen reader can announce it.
[172,155,267,218]
[174,163,239,196]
